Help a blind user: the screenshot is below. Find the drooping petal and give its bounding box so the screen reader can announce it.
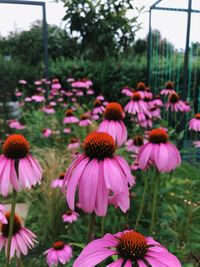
[78,159,99,213]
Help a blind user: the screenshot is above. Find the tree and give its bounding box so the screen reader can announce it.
[61,0,141,59]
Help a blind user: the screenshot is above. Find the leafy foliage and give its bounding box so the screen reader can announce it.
[61,0,142,59]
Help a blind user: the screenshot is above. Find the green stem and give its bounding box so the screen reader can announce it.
[134,174,148,230]
[101,217,105,236]
[86,213,96,244]
[16,257,25,267]
[149,170,160,234]
[5,189,17,267]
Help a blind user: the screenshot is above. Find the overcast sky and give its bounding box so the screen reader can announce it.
[0,0,199,49]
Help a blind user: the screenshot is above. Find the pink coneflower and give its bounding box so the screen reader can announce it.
[63,109,79,124]
[97,95,105,101]
[92,100,105,115]
[42,128,52,138]
[189,114,200,131]
[153,95,163,107]
[63,128,71,134]
[76,91,84,96]
[121,86,133,97]
[62,210,79,223]
[150,107,161,120]
[67,138,80,150]
[0,205,7,224]
[42,106,55,114]
[87,89,94,95]
[24,97,32,102]
[97,103,127,147]
[63,132,135,216]
[160,81,176,95]
[135,82,146,98]
[73,229,181,267]
[15,90,22,97]
[51,173,65,188]
[49,101,57,107]
[126,135,146,154]
[8,120,26,130]
[79,114,92,127]
[193,141,200,148]
[124,92,150,116]
[65,91,73,97]
[166,92,183,112]
[18,80,27,85]
[138,128,181,172]
[51,79,61,90]
[181,101,191,112]
[34,80,42,86]
[0,134,42,196]
[144,87,153,99]
[44,241,72,267]
[32,95,45,102]
[0,212,37,259]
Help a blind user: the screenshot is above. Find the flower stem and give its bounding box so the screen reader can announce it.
[17,257,25,267]
[149,170,160,234]
[86,213,96,243]
[5,189,17,267]
[134,174,148,230]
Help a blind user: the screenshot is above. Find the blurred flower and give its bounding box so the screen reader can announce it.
[63,132,135,216]
[160,81,176,95]
[8,120,26,130]
[126,135,147,154]
[193,141,200,148]
[137,128,181,172]
[166,92,184,112]
[51,173,65,188]
[63,109,79,124]
[18,80,27,85]
[124,92,151,117]
[0,212,37,259]
[44,241,72,267]
[97,102,127,147]
[34,80,42,86]
[0,134,42,196]
[92,99,105,115]
[86,89,94,95]
[42,128,52,138]
[62,210,79,223]
[42,106,55,114]
[73,229,181,267]
[79,114,92,127]
[63,128,71,134]
[121,86,133,97]
[67,138,80,150]
[188,114,200,132]
[0,205,7,224]
[32,95,45,102]
[152,95,163,107]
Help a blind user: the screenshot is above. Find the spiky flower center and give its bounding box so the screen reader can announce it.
[80,114,90,120]
[132,92,141,101]
[169,93,179,103]
[83,132,115,160]
[66,210,73,215]
[59,173,65,180]
[70,138,78,144]
[3,134,30,159]
[93,99,102,107]
[117,230,148,261]
[165,81,174,89]
[149,129,169,144]
[53,241,65,250]
[65,109,73,117]
[104,103,123,121]
[1,212,22,237]
[195,113,200,120]
[136,82,146,91]
[133,135,144,146]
